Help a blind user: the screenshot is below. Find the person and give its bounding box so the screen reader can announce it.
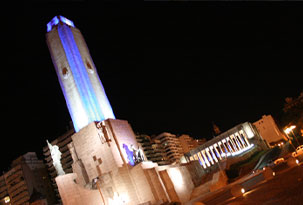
[130,144,145,163]
[47,140,65,176]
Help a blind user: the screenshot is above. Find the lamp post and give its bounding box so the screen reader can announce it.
[290,125,300,145]
[94,178,105,205]
[285,125,299,146]
[284,127,297,152]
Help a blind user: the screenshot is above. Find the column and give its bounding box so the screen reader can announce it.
[234,133,244,149]
[218,142,226,158]
[202,150,210,167]
[205,148,214,165]
[222,139,230,156]
[237,131,247,148]
[197,152,206,169]
[226,138,234,153]
[209,146,218,163]
[240,130,250,146]
[213,144,222,160]
[229,136,239,152]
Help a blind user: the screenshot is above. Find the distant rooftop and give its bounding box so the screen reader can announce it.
[47,15,75,32]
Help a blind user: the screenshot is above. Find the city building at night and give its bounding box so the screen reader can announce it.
[135,134,160,163]
[136,133,206,166]
[0,176,9,205]
[153,132,184,164]
[0,152,56,205]
[253,114,287,146]
[184,122,269,170]
[43,123,74,202]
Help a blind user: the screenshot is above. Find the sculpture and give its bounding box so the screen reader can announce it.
[47,140,65,176]
[130,145,145,164]
[123,144,145,166]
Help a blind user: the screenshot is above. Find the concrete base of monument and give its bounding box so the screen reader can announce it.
[139,160,158,169]
[55,173,103,205]
[55,163,170,205]
[55,161,202,205]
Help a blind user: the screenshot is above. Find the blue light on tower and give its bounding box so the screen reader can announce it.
[46,16,115,132]
[47,16,75,32]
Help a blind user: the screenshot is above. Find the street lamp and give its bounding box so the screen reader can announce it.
[284,125,299,146]
[284,127,297,152]
[93,177,105,204]
[290,125,299,145]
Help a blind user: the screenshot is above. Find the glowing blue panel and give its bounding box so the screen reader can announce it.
[227,143,233,152]
[198,158,202,166]
[222,142,228,153]
[123,144,135,166]
[210,149,217,161]
[47,15,75,32]
[235,139,242,149]
[47,16,59,32]
[60,16,75,27]
[48,15,115,131]
[214,148,220,158]
[58,24,105,131]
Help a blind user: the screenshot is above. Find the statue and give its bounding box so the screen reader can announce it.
[123,144,145,166]
[47,140,65,176]
[130,144,145,164]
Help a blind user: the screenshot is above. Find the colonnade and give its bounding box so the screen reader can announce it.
[189,130,253,169]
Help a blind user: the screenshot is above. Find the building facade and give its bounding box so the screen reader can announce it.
[184,122,269,170]
[46,16,115,132]
[136,133,206,166]
[253,115,287,146]
[0,176,9,205]
[43,125,74,202]
[135,134,159,162]
[0,153,56,205]
[153,132,184,164]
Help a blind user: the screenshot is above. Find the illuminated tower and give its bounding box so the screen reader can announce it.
[46,16,115,132]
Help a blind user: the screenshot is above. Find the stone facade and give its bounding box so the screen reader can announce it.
[55,119,210,204]
[253,115,287,146]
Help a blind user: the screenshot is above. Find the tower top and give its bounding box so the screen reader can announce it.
[47,15,75,32]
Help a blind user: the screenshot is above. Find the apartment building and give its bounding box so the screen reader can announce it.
[43,126,74,202]
[0,152,56,205]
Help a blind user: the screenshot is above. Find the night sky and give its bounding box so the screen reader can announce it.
[1,2,303,172]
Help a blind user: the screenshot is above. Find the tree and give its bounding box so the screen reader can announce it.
[282,92,303,137]
[212,122,221,135]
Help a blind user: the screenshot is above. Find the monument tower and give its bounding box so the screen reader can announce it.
[45,16,197,205]
[46,16,115,132]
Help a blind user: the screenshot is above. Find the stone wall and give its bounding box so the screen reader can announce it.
[107,119,139,165]
[56,174,103,205]
[71,122,119,181]
[58,119,206,204]
[158,165,195,203]
[56,163,169,205]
